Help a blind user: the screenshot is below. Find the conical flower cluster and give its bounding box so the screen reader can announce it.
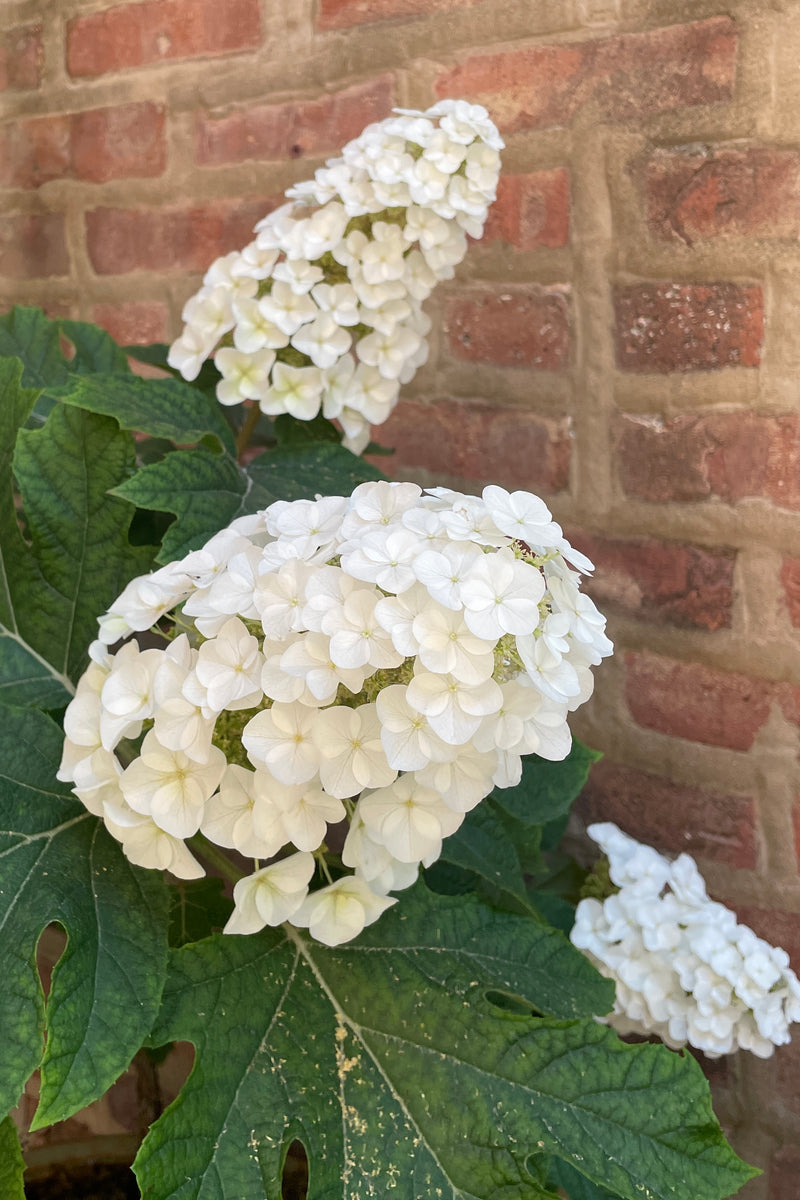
[571,824,800,1057]
[59,481,612,946]
[167,100,503,453]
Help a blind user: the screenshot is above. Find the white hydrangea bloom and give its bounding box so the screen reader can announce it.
[167,101,503,451]
[571,824,800,1058]
[61,482,611,945]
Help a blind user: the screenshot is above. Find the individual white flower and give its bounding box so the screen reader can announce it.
[322,587,404,671]
[312,704,396,799]
[194,617,264,712]
[243,701,321,785]
[120,731,226,839]
[460,549,545,640]
[291,313,351,370]
[359,775,462,862]
[225,852,316,934]
[405,669,502,746]
[201,764,287,859]
[258,362,324,420]
[232,297,290,353]
[293,875,396,946]
[267,779,346,852]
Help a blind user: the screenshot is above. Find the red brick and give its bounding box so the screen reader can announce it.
[0,103,165,188]
[570,530,734,631]
[770,1147,800,1200]
[646,146,800,244]
[445,285,569,369]
[0,23,43,91]
[614,283,763,373]
[196,76,394,167]
[794,798,800,872]
[85,198,278,276]
[781,558,800,628]
[625,651,775,751]
[92,302,169,346]
[435,17,737,134]
[617,412,800,509]
[483,170,570,251]
[67,0,261,78]
[318,0,484,28]
[576,759,757,868]
[775,1032,800,1114]
[370,398,571,492]
[0,213,69,279]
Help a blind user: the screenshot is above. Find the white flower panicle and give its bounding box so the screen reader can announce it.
[167,101,503,453]
[59,482,612,946]
[571,823,800,1058]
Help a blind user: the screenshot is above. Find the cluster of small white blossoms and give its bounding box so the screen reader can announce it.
[167,100,503,453]
[571,824,800,1058]
[58,481,612,947]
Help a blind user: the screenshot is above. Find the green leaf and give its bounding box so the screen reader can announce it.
[439,801,539,909]
[168,877,233,948]
[0,1116,25,1200]
[59,318,131,376]
[0,706,170,1128]
[112,447,248,563]
[273,412,341,446]
[0,307,70,389]
[12,399,154,683]
[124,342,225,394]
[492,742,601,829]
[54,372,236,455]
[135,883,754,1200]
[114,442,386,564]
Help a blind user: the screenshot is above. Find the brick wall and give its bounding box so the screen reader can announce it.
[3,0,799,1190]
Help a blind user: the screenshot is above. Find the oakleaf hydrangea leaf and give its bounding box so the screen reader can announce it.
[55,373,236,455]
[0,706,170,1128]
[4,372,154,691]
[113,443,385,564]
[135,883,755,1200]
[438,800,541,911]
[0,1116,25,1199]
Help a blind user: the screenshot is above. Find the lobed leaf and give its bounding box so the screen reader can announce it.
[0,706,170,1128]
[54,372,236,455]
[114,442,386,564]
[134,882,754,1200]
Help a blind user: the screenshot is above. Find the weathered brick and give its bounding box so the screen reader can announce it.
[85,197,275,275]
[67,0,261,78]
[445,285,569,369]
[570,530,734,631]
[318,0,483,28]
[0,23,43,91]
[196,77,394,167]
[92,302,169,346]
[483,170,570,251]
[0,103,165,188]
[617,412,800,509]
[614,283,763,373]
[370,399,571,492]
[770,1144,800,1196]
[646,146,800,244]
[625,651,775,751]
[775,1027,800,1114]
[435,17,737,133]
[0,213,69,279]
[781,558,800,628]
[576,759,757,868]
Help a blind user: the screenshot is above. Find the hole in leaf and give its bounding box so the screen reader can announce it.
[484,989,544,1018]
[36,923,68,1002]
[148,1041,196,1110]
[282,1139,308,1200]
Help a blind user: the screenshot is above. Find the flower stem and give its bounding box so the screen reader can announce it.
[236,403,262,461]
[186,833,246,884]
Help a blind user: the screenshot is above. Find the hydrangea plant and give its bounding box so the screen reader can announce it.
[0,100,785,1200]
